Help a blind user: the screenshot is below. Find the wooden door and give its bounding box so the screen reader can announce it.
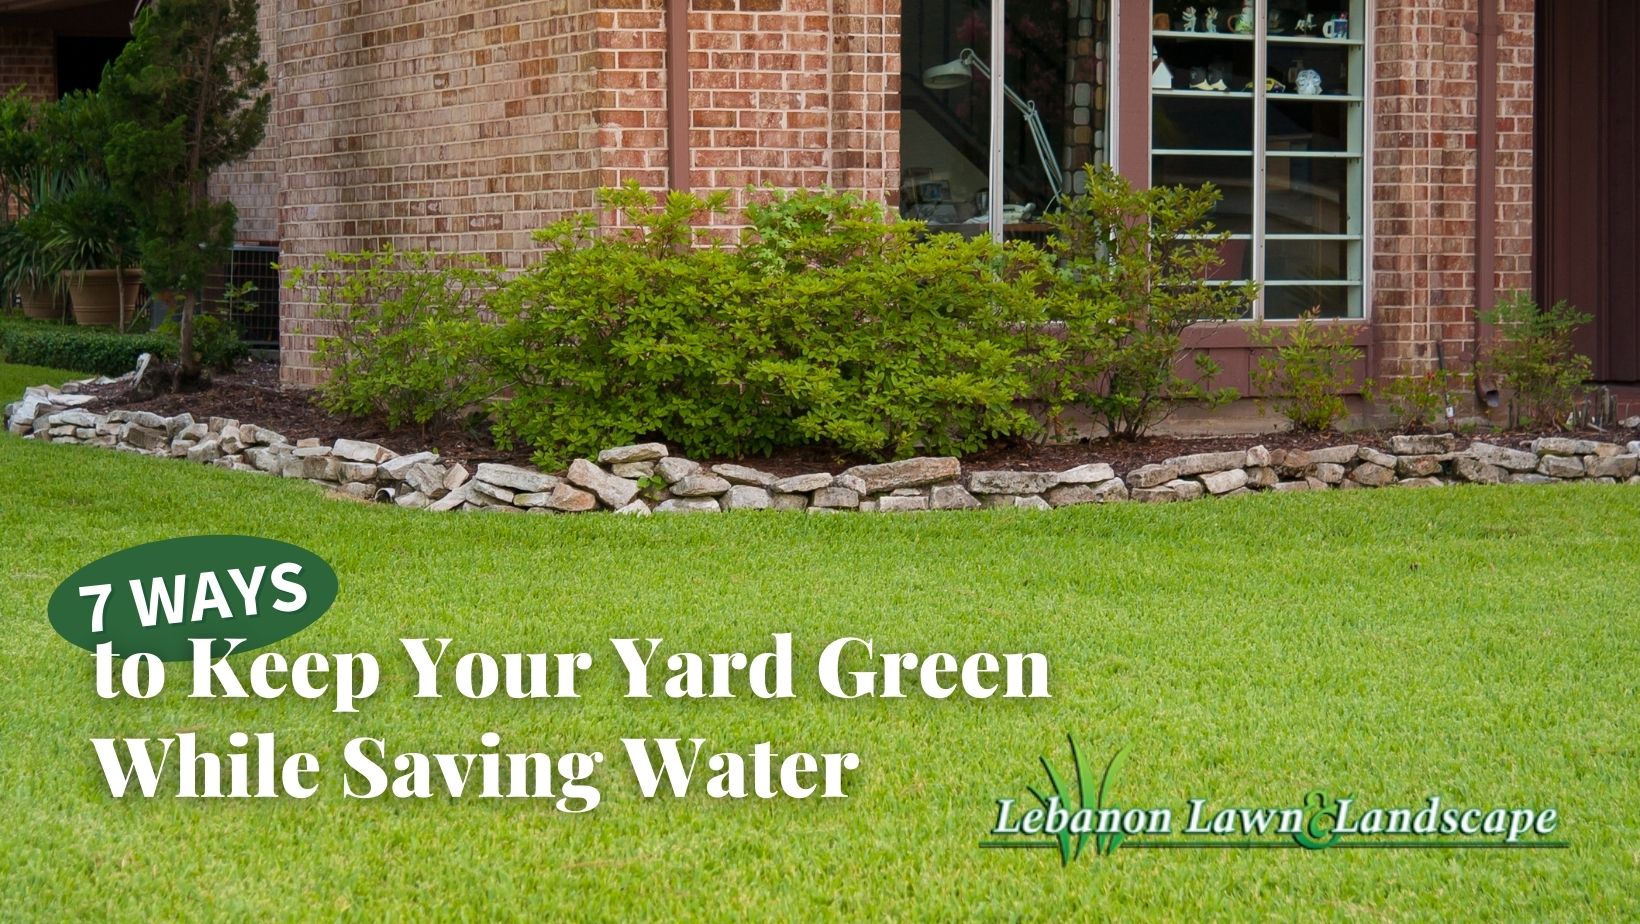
[1537,0,1640,382]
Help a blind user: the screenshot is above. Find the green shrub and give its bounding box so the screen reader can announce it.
[1479,291,1591,428]
[0,319,174,375]
[1045,165,1257,439]
[488,184,1053,468]
[290,246,503,432]
[737,188,1054,460]
[1249,309,1362,431]
[1366,367,1465,432]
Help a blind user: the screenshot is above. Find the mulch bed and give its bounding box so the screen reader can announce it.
[78,360,1640,475]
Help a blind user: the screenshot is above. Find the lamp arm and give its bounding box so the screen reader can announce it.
[957,49,1065,210]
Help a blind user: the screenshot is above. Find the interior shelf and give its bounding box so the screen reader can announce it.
[1152,30,1255,42]
[1154,89,1256,99]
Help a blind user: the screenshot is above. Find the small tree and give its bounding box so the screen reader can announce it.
[101,0,269,383]
[1479,290,1592,429]
[1046,165,1258,439]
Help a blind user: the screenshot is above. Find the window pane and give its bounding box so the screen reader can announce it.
[1265,238,1361,282]
[1264,284,1362,320]
[1268,98,1355,152]
[1152,155,1255,234]
[1266,156,1357,234]
[1155,96,1254,152]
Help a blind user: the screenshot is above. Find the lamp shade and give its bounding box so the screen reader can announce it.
[921,58,973,90]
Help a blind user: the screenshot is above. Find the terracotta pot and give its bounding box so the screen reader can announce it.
[19,284,68,321]
[64,268,143,327]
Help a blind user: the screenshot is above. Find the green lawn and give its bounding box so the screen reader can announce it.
[2,433,1637,920]
[0,361,92,398]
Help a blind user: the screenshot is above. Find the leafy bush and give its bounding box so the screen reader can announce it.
[1479,291,1591,428]
[737,188,1055,460]
[1249,309,1362,431]
[1366,367,1465,432]
[488,184,1053,467]
[0,319,174,375]
[1046,165,1257,439]
[291,246,503,432]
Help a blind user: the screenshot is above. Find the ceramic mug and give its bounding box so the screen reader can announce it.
[1322,17,1348,39]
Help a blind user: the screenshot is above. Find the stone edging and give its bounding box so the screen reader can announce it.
[8,378,1640,515]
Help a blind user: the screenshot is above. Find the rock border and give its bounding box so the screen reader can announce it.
[9,378,1640,515]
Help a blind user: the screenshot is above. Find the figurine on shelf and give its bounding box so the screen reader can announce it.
[1180,6,1198,32]
[1269,10,1283,34]
[1230,0,1254,34]
[1296,69,1323,95]
[1295,13,1317,35]
[1205,6,1219,33]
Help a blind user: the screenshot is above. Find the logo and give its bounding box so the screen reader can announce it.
[981,736,1567,864]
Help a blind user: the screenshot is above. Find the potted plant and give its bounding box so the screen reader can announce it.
[45,173,141,328]
[0,210,69,320]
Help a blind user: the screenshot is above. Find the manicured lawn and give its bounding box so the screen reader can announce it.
[1,434,1637,920]
[0,361,92,398]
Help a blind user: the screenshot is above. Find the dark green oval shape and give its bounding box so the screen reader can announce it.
[48,535,338,661]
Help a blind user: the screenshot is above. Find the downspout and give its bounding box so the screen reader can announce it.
[1474,0,1498,404]
[667,0,690,191]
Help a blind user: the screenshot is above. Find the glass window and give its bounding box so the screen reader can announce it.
[1151,0,1366,319]
[899,1,1109,236]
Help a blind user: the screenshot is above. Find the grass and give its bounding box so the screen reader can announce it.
[1,433,1638,920]
[0,361,92,398]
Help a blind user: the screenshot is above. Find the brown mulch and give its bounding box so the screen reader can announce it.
[77,360,1639,475]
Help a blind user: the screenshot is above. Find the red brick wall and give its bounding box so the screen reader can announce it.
[209,0,280,245]
[274,0,604,386]
[0,26,55,101]
[1370,0,1535,379]
[275,0,902,385]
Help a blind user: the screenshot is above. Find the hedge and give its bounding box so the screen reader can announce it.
[0,319,175,377]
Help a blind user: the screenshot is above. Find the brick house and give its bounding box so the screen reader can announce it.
[2,0,1635,421]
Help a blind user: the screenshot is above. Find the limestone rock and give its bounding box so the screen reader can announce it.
[1348,462,1396,487]
[1164,450,1246,476]
[812,486,861,509]
[1011,495,1053,511]
[774,473,832,494]
[476,462,558,494]
[400,462,449,498]
[931,484,982,510]
[1310,463,1346,484]
[333,438,395,463]
[1165,479,1205,501]
[443,464,471,491]
[1199,468,1249,495]
[713,464,780,488]
[831,473,868,495]
[187,440,222,464]
[1055,463,1116,485]
[614,499,652,516]
[771,493,809,511]
[656,456,700,483]
[1244,466,1278,489]
[428,483,474,512]
[655,498,720,513]
[122,424,170,452]
[567,458,641,507]
[1531,437,1598,457]
[1357,446,1397,469]
[1045,478,1128,506]
[1467,442,1539,472]
[1309,445,1360,465]
[1273,449,1311,477]
[338,461,378,483]
[1397,477,1445,489]
[395,491,430,509]
[1396,455,1444,478]
[966,470,1058,494]
[1125,463,1179,489]
[470,481,517,505]
[1390,434,1456,455]
[670,472,732,498]
[1587,455,1638,479]
[1537,454,1585,478]
[1452,456,1503,484]
[841,457,961,493]
[877,494,930,512]
[546,484,598,512]
[1502,472,1555,485]
[723,485,773,510]
[1244,445,1271,468]
[612,461,656,478]
[598,443,668,464]
[381,451,438,479]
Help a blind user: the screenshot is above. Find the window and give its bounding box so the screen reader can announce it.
[1150,0,1366,318]
[899,1,1110,236]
